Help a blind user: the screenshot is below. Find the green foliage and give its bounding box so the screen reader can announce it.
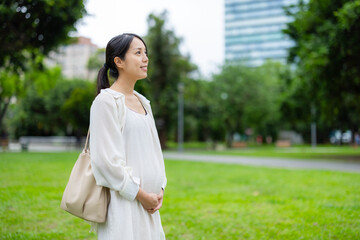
[87,48,105,75]
[24,65,61,96]
[0,0,86,71]
[141,11,196,148]
[284,0,360,135]
[278,73,311,137]
[1,152,359,239]
[0,70,22,136]
[0,70,22,100]
[210,61,288,145]
[157,60,291,145]
[9,70,95,138]
[182,78,214,141]
[42,79,84,135]
[9,66,62,137]
[61,82,96,135]
[0,0,86,136]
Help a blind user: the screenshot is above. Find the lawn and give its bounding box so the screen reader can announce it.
[0,152,359,239]
[167,143,360,161]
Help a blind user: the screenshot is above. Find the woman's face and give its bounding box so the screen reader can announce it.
[121,37,148,80]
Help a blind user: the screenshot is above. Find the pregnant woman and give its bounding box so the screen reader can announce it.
[89,33,167,240]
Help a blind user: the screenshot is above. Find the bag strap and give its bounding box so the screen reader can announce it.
[84,129,90,153]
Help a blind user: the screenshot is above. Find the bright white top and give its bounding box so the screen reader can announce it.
[90,88,167,240]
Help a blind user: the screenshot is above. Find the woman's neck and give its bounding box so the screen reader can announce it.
[110,76,136,96]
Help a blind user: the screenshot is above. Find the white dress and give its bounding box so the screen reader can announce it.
[89,88,167,240]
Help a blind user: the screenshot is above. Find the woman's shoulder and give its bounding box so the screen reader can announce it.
[93,91,113,104]
[91,90,119,110]
[96,88,126,101]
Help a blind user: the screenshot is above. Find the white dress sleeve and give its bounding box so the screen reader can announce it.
[89,93,139,201]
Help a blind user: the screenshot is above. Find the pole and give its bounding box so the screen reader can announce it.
[178,82,184,152]
[311,105,317,148]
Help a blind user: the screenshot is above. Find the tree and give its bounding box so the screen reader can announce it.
[10,66,63,137]
[141,11,196,148]
[10,75,94,138]
[284,0,360,140]
[210,61,286,147]
[0,0,86,136]
[0,0,86,70]
[181,77,214,142]
[62,82,96,139]
[87,48,105,80]
[0,70,22,137]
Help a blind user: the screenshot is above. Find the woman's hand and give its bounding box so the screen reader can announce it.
[147,189,164,214]
[136,188,159,210]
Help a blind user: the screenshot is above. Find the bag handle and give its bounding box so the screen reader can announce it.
[84,129,90,153]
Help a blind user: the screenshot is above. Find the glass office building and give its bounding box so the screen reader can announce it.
[225,0,298,66]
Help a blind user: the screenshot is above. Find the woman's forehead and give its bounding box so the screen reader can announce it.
[130,37,146,49]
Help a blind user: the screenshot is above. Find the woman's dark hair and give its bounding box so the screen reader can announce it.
[97,33,147,94]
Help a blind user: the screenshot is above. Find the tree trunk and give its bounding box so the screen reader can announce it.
[0,100,10,135]
[158,128,167,150]
[155,117,167,149]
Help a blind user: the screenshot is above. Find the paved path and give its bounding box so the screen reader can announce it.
[163,152,360,173]
[3,143,360,173]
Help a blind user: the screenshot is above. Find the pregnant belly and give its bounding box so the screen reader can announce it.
[126,148,165,194]
[140,167,164,194]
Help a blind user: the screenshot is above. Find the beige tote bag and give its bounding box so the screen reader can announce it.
[60,130,110,223]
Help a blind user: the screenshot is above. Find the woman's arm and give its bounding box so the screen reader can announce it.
[90,94,139,201]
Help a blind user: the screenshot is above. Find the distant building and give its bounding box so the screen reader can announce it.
[224,0,298,66]
[46,36,100,80]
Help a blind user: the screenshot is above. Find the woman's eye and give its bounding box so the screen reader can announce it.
[136,51,141,55]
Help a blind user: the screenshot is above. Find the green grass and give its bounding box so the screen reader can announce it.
[1,152,360,239]
[0,152,95,240]
[166,144,360,161]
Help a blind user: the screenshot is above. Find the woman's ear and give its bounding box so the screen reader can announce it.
[114,57,124,69]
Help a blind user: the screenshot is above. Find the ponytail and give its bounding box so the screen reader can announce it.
[97,64,110,94]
